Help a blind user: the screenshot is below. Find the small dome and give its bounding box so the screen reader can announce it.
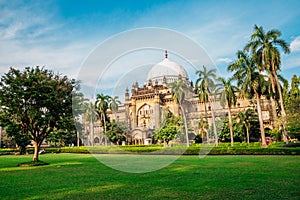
[147,51,188,84]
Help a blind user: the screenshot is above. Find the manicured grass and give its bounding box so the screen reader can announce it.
[0,154,299,199]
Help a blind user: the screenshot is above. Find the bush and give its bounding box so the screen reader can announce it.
[252,142,262,148]
[0,148,18,155]
[2,144,300,156]
[282,143,300,148]
[268,142,285,148]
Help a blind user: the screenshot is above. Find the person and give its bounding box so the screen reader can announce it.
[39,149,46,154]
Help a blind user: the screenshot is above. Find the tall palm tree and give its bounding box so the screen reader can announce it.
[196,83,210,143]
[83,101,97,146]
[228,50,268,147]
[218,77,237,147]
[170,80,190,147]
[95,93,111,146]
[195,65,218,146]
[236,109,256,144]
[244,25,290,143]
[109,96,121,121]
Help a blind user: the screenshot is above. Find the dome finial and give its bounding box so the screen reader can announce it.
[165,50,168,59]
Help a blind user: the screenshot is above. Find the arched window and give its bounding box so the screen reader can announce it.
[94,137,100,143]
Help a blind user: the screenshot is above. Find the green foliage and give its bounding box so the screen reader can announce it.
[2,143,300,156]
[282,142,300,147]
[155,111,182,145]
[218,77,237,108]
[0,66,77,161]
[95,93,111,127]
[195,65,217,102]
[169,80,189,105]
[5,123,31,154]
[106,120,126,144]
[195,65,219,145]
[236,109,258,143]
[214,117,244,142]
[284,75,300,140]
[196,117,208,142]
[109,96,121,113]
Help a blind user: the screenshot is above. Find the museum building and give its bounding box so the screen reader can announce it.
[84,51,275,146]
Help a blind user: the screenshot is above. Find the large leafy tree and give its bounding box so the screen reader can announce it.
[244,25,290,143]
[228,51,268,147]
[0,67,76,161]
[170,80,190,147]
[218,77,237,147]
[195,66,219,146]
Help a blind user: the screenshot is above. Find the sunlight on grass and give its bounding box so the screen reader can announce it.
[0,161,83,172]
[25,184,124,200]
[93,154,182,173]
[0,154,299,199]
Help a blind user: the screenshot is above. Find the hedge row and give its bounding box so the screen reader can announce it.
[1,145,299,155]
[185,147,300,155]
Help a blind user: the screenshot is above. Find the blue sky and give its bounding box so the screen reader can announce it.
[1,0,300,97]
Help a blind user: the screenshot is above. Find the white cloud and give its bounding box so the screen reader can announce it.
[290,36,300,52]
[216,58,233,63]
[0,40,93,78]
[282,53,300,69]
[0,1,94,79]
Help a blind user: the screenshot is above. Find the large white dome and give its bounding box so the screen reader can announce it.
[147,52,188,84]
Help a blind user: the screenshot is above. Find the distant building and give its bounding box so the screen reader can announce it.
[84,51,275,146]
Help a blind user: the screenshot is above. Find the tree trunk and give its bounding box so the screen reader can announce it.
[255,92,267,148]
[77,131,80,147]
[103,114,107,146]
[164,140,167,147]
[274,71,289,144]
[180,105,189,147]
[227,105,234,147]
[33,141,40,162]
[203,101,209,143]
[210,98,218,147]
[90,122,94,146]
[246,126,250,145]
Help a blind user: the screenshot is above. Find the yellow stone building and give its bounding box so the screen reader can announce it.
[85,51,275,146]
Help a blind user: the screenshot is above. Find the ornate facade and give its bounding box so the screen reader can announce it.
[85,51,275,146]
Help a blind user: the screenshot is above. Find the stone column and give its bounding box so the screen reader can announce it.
[154,93,160,129]
[131,98,137,129]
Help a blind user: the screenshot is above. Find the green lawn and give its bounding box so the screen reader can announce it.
[0,154,299,200]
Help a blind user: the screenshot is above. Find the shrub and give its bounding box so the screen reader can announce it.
[252,142,262,148]
[268,142,285,148]
[2,144,299,156]
[282,143,300,148]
